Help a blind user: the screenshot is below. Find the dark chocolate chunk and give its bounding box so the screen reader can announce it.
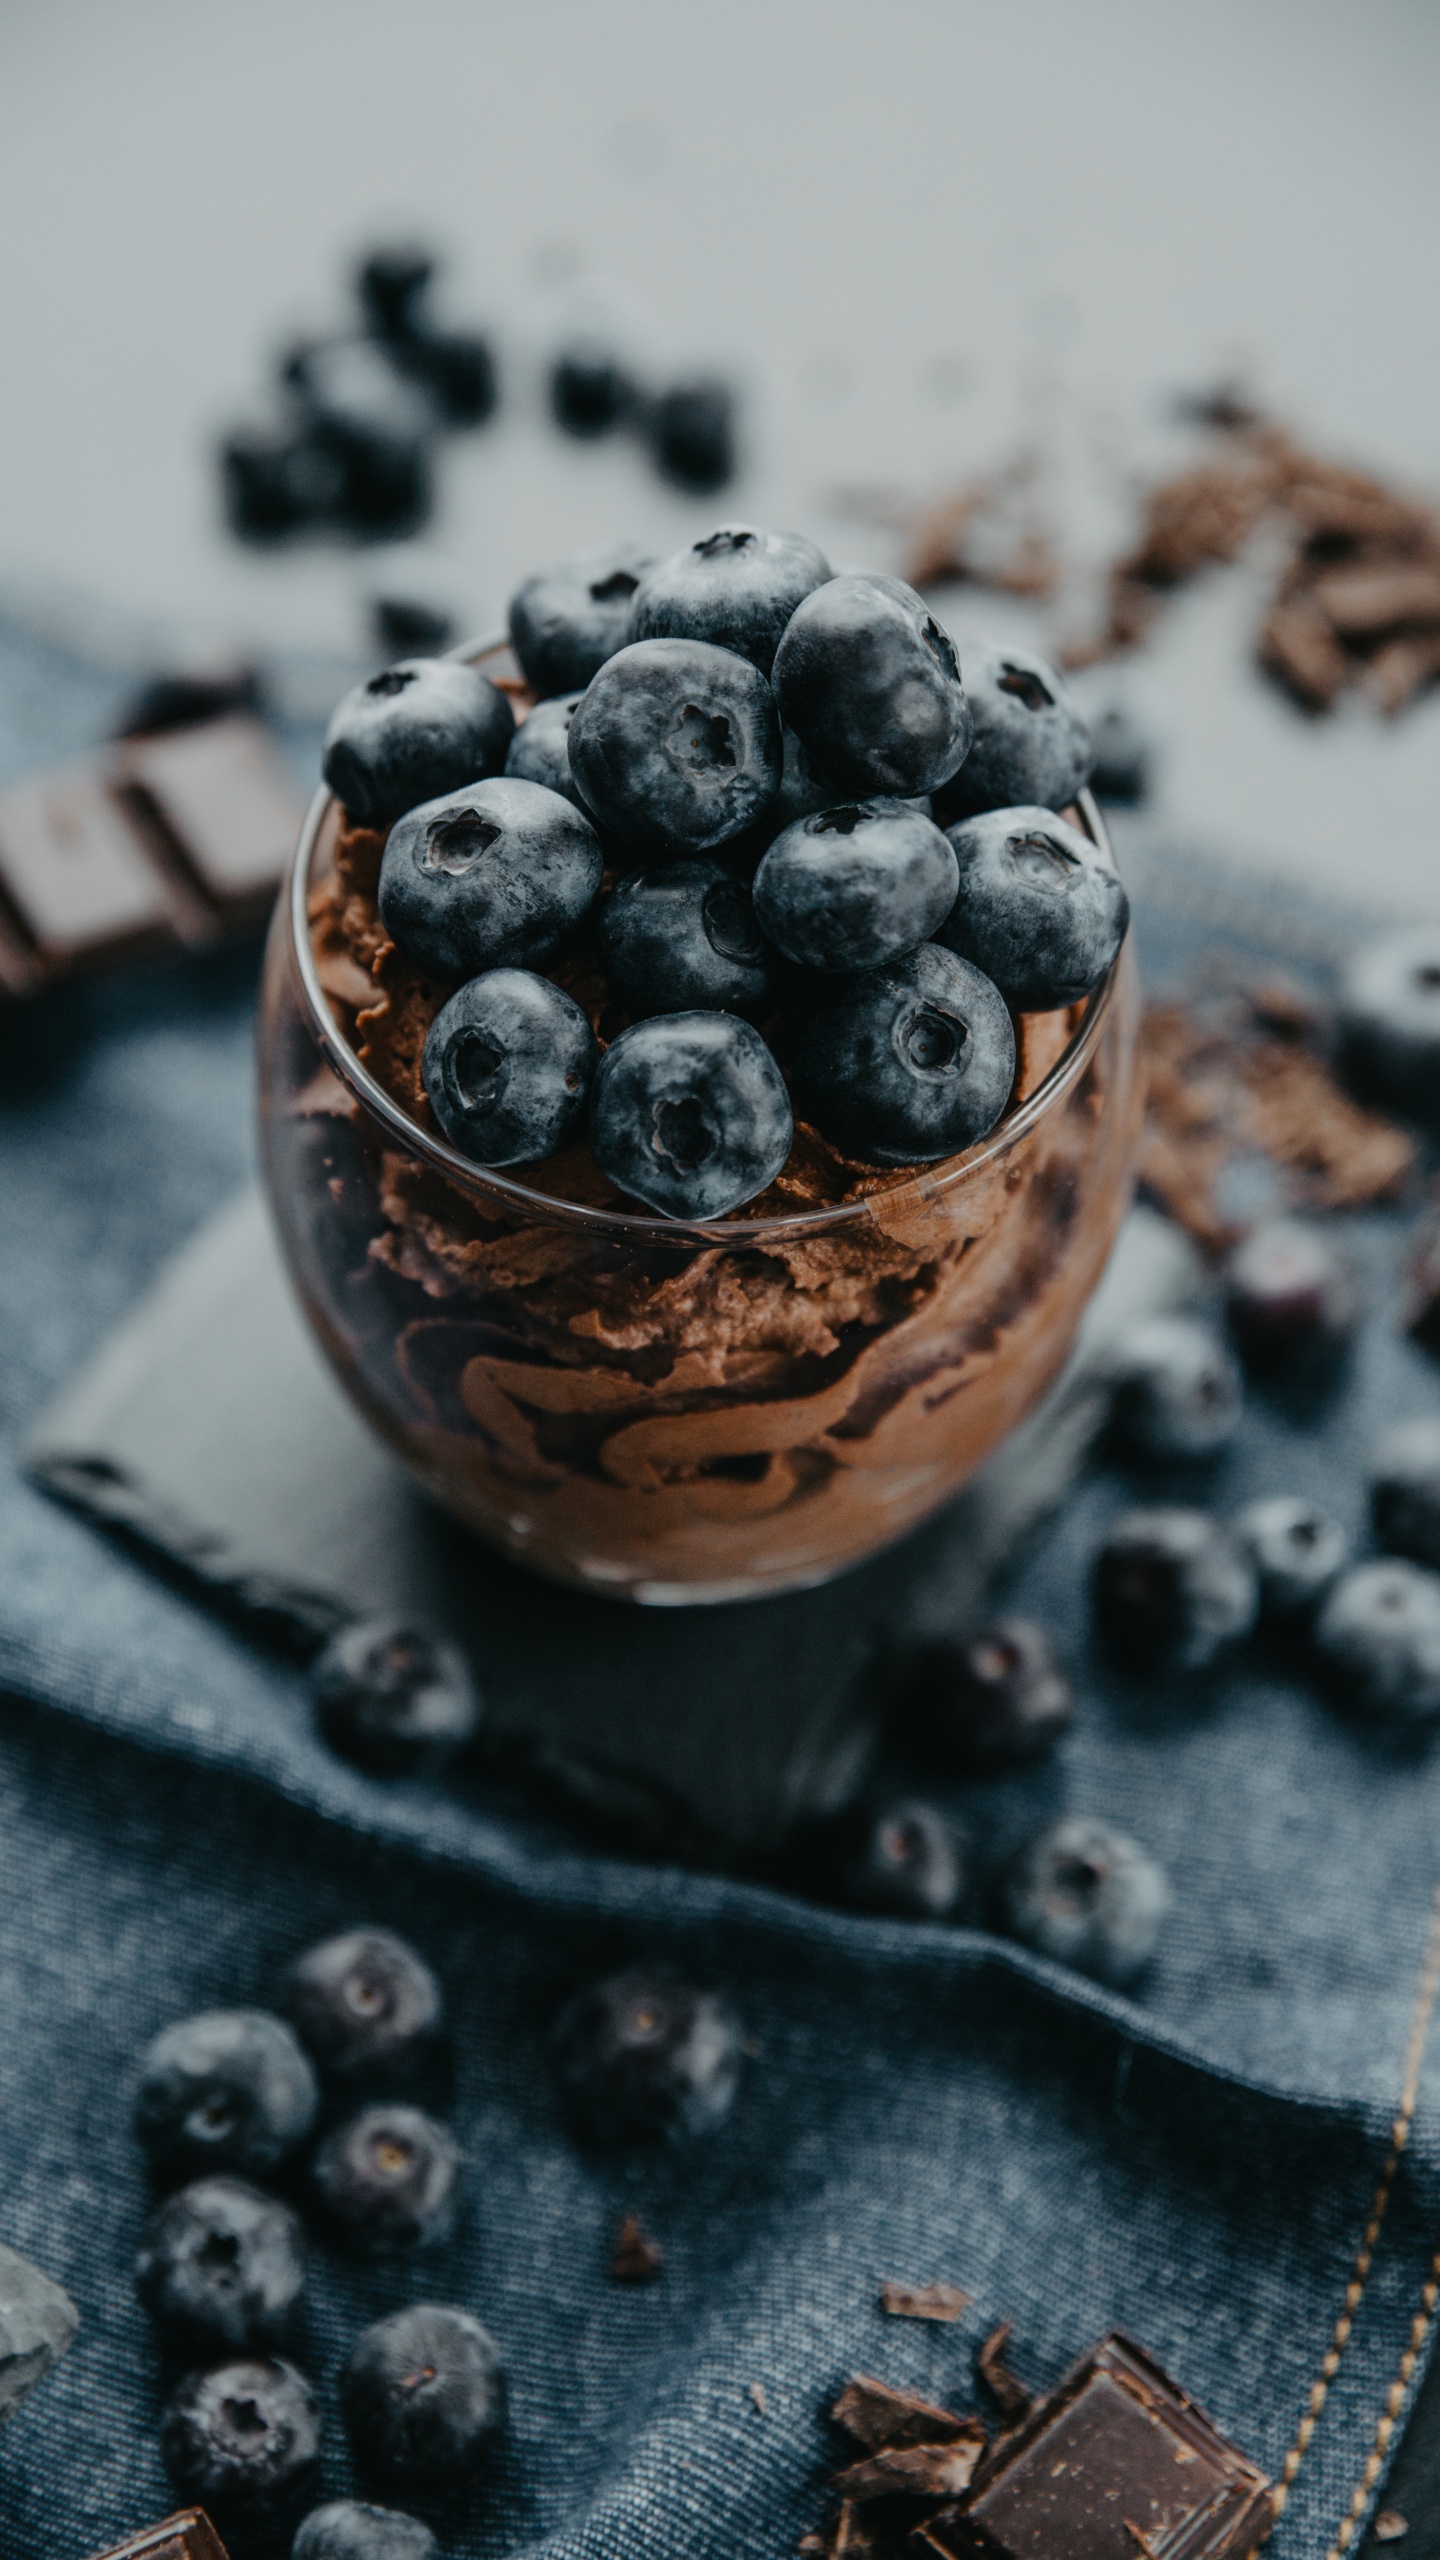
[832,2374,973,2454]
[975,2321,1033,2426]
[117,717,306,924]
[86,2517,231,2560]
[833,2436,985,2503]
[609,2213,662,2283]
[877,2279,967,2322]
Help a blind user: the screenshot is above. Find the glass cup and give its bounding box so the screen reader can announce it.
[257,637,1142,1604]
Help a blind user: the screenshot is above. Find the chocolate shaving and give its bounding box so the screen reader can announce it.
[832,2375,973,2453]
[833,2437,986,2504]
[877,2279,967,2323]
[975,2321,1033,2425]
[609,2213,662,2283]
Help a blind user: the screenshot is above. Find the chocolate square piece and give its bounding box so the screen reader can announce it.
[921,2333,1271,2560]
[87,2513,229,2560]
[117,716,305,922]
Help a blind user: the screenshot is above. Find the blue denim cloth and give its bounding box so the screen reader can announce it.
[2,623,1440,2558]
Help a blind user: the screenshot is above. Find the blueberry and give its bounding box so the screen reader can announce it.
[790,943,1014,1167]
[294,2501,440,2560]
[1313,1561,1440,1724]
[424,970,597,1165]
[646,375,737,492]
[901,1619,1072,1772]
[282,1929,442,2088]
[135,2011,319,2182]
[931,641,1093,823]
[504,693,585,804]
[314,2106,460,2254]
[1339,930,1440,1126]
[1235,1496,1349,1620]
[1108,1317,1243,1463]
[161,2357,320,2514]
[379,778,603,977]
[629,525,831,677]
[999,1817,1170,1988]
[1372,1418,1440,1571]
[364,547,461,659]
[136,2178,307,2353]
[936,807,1128,1013]
[357,244,436,341]
[221,425,343,542]
[772,575,972,800]
[550,339,636,438]
[286,339,435,538]
[569,638,781,859]
[323,661,515,830]
[395,329,498,429]
[589,1012,792,1218]
[1094,1509,1258,1671]
[1087,704,1151,805]
[754,800,959,973]
[1224,1219,1360,1382]
[509,540,657,699]
[311,1620,480,1777]
[341,2304,506,2490]
[553,1970,742,2144]
[599,859,778,1017]
[824,1795,972,1921]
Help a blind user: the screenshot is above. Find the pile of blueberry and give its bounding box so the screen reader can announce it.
[223,246,498,546]
[322,524,1125,1218]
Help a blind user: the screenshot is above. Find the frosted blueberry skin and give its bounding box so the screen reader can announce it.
[1372,1417,1440,1572]
[1339,928,1440,1126]
[135,2177,307,2352]
[628,524,831,676]
[937,806,1128,1012]
[826,1795,972,1922]
[1224,1218,1360,1384]
[313,2105,460,2254]
[379,778,604,979]
[932,639,1094,822]
[341,2305,507,2490]
[508,538,656,697]
[1094,1508,1259,1672]
[293,2501,440,2560]
[1236,1496,1349,1621]
[553,1970,742,2144]
[312,1623,479,1777]
[423,969,597,1166]
[771,574,973,799]
[754,799,959,973]
[599,859,778,1017]
[569,637,781,859]
[1107,1316,1244,1463]
[283,1927,442,2086]
[503,691,585,805]
[161,2356,320,2514]
[1000,1817,1171,1988]
[323,660,515,830]
[1313,1560,1440,1724]
[590,1012,793,1220]
[789,943,1015,1167]
[134,2010,320,2181]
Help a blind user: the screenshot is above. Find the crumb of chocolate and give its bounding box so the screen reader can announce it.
[877,2279,967,2322]
[610,2213,662,2283]
[975,2320,1033,2425]
[832,2375,972,2453]
[1373,2513,1409,2543]
[833,2437,986,2504]
[749,2380,768,2415]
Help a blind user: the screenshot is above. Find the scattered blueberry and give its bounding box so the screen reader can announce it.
[824,1795,972,1922]
[311,1620,481,1777]
[931,641,1093,823]
[424,968,597,1166]
[936,807,1128,1012]
[161,2356,320,2514]
[363,546,462,659]
[646,375,737,492]
[553,1970,742,2144]
[357,244,436,342]
[629,525,831,677]
[901,1619,1072,1772]
[1086,703,1151,805]
[1224,1219,1360,1382]
[590,1012,792,1218]
[1235,1496,1349,1620]
[314,2106,460,2254]
[286,339,436,538]
[999,1817,1170,1988]
[550,339,636,438]
[294,2501,440,2560]
[569,637,780,859]
[134,2011,319,2182]
[136,2178,307,2353]
[504,693,585,804]
[341,2304,507,2490]
[379,778,604,977]
[323,660,515,831]
[1312,1561,1440,1724]
[395,327,498,429]
[789,943,1015,1166]
[1108,1316,1244,1463]
[282,1929,442,2088]
[1371,1418,1440,1571]
[1338,930,1440,1127]
[1094,1509,1258,1670]
[599,859,778,1017]
[509,541,657,699]
[221,425,344,542]
[772,575,973,800]
[754,799,959,973]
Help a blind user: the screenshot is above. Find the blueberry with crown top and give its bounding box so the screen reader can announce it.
[341,2304,507,2489]
[1108,1316,1243,1463]
[1339,930,1440,1125]
[1235,1496,1349,1620]
[509,540,657,698]
[135,2011,319,2181]
[1224,1219,1360,1383]
[504,693,585,804]
[931,640,1093,822]
[789,943,1014,1166]
[136,2178,307,2352]
[936,807,1127,1012]
[599,859,778,1017]
[772,575,972,800]
[553,1970,742,2143]
[311,1621,480,1777]
[294,2501,440,2560]
[424,969,597,1165]
[568,637,781,859]
[379,778,603,978]
[1094,1509,1258,1670]
[647,376,736,492]
[825,1795,972,1922]
[629,525,831,676]
[590,1012,791,1219]
[1313,1560,1440,1723]
[282,1928,442,2086]
[1000,1817,1170,1987]
[754,799,959,972]
[902,1619,1072,1772]
[161,2357,320,2513]
[1371,1418,1440,1571]
[323,660,514,829]
[313,2105,460,2254]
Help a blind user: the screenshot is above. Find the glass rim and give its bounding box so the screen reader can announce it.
[286,628,1126,1245]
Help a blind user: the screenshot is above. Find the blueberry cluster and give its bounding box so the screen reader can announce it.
[322,523,1123,1219]
[223,244,497,546]
[549,345,738,495]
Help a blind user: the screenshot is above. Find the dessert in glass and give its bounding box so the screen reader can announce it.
[257,530,1141,1604]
